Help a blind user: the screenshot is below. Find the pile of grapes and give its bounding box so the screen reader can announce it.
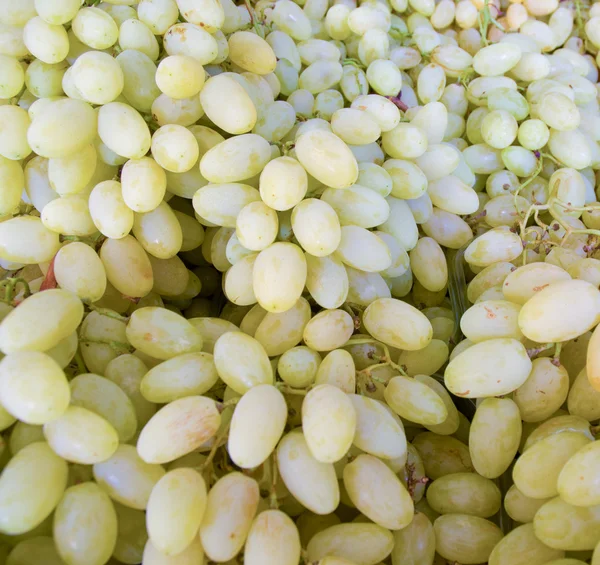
[3,0,600,563]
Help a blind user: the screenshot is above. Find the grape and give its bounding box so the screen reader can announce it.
[199,472,259,562]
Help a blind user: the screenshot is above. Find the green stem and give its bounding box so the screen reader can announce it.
[201,420,231,472]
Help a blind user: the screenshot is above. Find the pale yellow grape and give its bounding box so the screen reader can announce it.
[104,354,156,428]
[335,226,391,273]
[470,398,520,474]
[193,183,260,228]
[199,472,259,562]
[363,298,432,350]
[305,253,349,309]
[296,512,342,549]
[374,232,409,279]
[23,17,69,64]
[151,93,204,127]
[187,317,238,355]
[569,366,600,419]
[142,537,204,565]
[78,310,127,375]
[0,105,30,161]
[213,331,273,393]
[71,51,124,105]
[344,454,413,529]
[277,346,321,388]
[414,374,458,435]
[460,300,523,343]
[0,442,68,535]
[137,395,220,464]
[302,384,356,463]
[556,441,600,506]
[514,358,569,423]
[119,18,160,60]
[0,289,83,354]
[41,194,97,237]
[244,510,301,565]
[523,415,594,452]
[43,405,118,465]
[200,74,257,134]
[228,31,277,74]
[501,263,568,304]
[434,514,502,565]
[397,340,448,377]
[70,373,137,442]
[149,124,199,174]
[416,63,445,104]
[0,402,16,431]
[298,60,343,94]
[0,54,24,98]
[295,129,358,189]
[54,243,107,303]
[518,280,600,342]
[382,123,428,160]
[421,207,473,249]
[116,49,162,114]
[99,235,154,298]
[534,497,600,550]
[381,160,427,201]
[518,119,550,150]
[259,156,307,211]
[321,185,390,229]
[289,199,340,257]
[384,375,448,426]
[504,485,550,523]
[513,431,591,499]
[277,431,339,514]
[154,55,204,100]
[223,252,258,305]
[253,297,312,356]
[138,0,179,34]
[228,384,287,468]
[9,422,45,455]
[464,227,523,267]
[27,98,97,159]
[72,7,118,49]
[126,307,203,360]
[445,338,532,398]
[146,468,207,556]
[200,133,270,183]
[306,523,394,565]
[0,156,23,216]
[140,352,218,403]
[53,482,117,565]
[93,444,165,510]
[302,309,353,352]
[348,394,405,459]
[175,211,205,252]
[119,157,166,213]
[0,351,69,425]
[98,102,151,160]
[330,108,381,146]
[538,92,580,131]
[390,512,435,565]
[488,523,564,565]
[48,144,97,196]
[427,473,501,518]
[351,94,400,132]
[253,242,307,313]
[87,180,133,239]
[407,237,446,292]
[132,201,183,259]
[235,201,278,251]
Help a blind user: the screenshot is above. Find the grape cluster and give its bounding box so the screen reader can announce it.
[2,0,600,564]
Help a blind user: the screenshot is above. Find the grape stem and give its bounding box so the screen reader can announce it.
[79,338,133,355]
[478,0,504,46]
[201,420,231,473]
[275,383,310,396]
[0,277,31,305]
[268,454,279,510]
[216,397,240,413]
[88,305,130,322]
[73,348,87,375]
[526,343,555,358]
[551,342,563,367]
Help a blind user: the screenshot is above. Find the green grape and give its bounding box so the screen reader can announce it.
[504,484,551,524]
[0,442,68,535]
[385,375,448,426]
[5,536,64,565]
[70,373,137,443]
[307,523,394,565]
[53,482,118,565]
[488,523,564,565]
[412,433,474,480]
[390,512,435,565]
[113,502,148,565]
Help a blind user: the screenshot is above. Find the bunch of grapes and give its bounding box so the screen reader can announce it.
[2,0,600,564]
